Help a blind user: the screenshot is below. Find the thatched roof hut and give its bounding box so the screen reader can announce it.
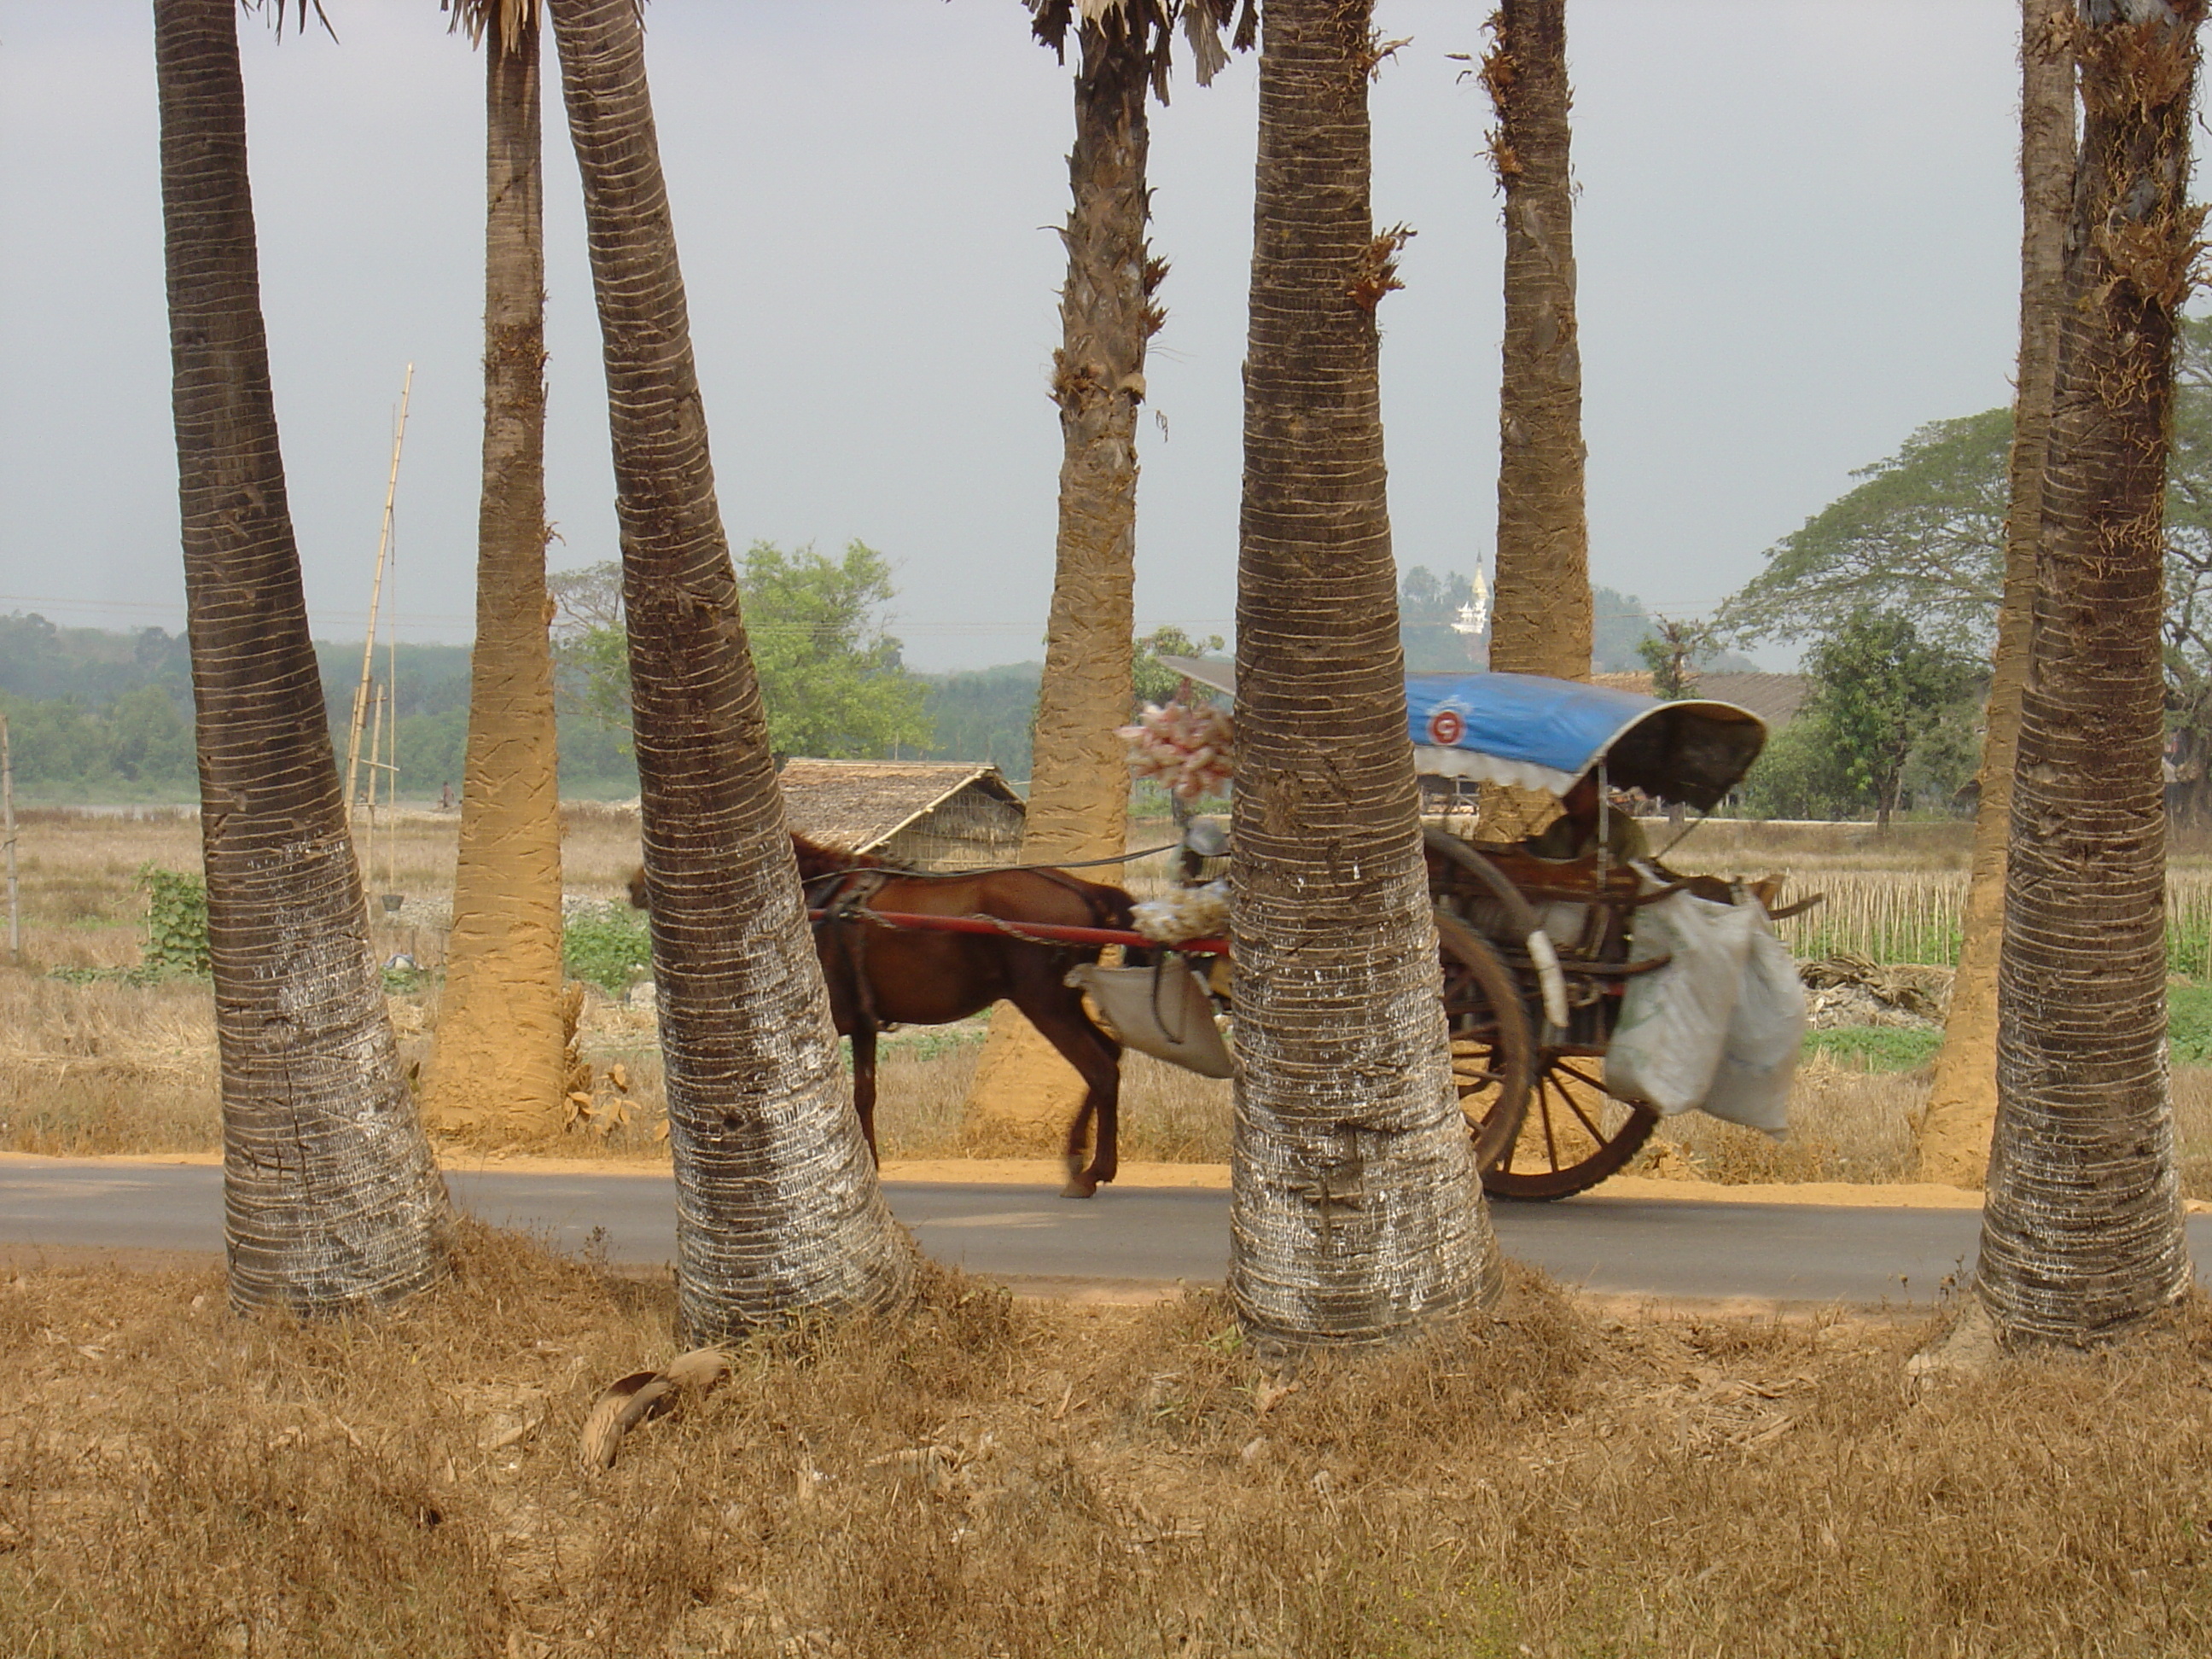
[776,759,1026,870]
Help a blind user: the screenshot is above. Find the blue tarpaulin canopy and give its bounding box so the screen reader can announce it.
[1406,672,1767,810]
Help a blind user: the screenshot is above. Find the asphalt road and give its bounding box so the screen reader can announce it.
[12,1158,2203,1307]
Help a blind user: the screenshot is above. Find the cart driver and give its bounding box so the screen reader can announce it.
[1523,770,1649,866]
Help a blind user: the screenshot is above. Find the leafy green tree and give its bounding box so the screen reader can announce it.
[1592,585,1751,674]
[0,687,195,795]
[545,561,633,737]
[1721,320,2212,672]
[105,685,194,782]
[1132,624,1225,705]
[1720,411,2011,653]
[0,614,195,705]
[1734,719,1856,821]
[920,662,1042,779]
[1723,326,2212,823]
[1634,615,1714,700]
[551,541,933,760]
[1795,609,1979,829]
[742,542,932,757]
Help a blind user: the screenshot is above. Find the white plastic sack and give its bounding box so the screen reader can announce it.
[1065,961,1235,1079]
[1698,911,1807,1138]
[1604,890,1755,1115]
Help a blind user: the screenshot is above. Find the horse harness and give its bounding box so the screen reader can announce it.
[803,861,1120,1036]
[807,866,893,1033]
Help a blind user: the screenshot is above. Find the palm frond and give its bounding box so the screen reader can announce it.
[443,0,542,51]
[1031,0,1248,97]
[242,1,336,43]
[1231,0,1257,54]
[1182,0,1230,86]
[1028,0,1078,60]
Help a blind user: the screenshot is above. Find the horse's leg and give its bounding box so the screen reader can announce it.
[852,1021,881,1164]
[1016,990,1123,1199]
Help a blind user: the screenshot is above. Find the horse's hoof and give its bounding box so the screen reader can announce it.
[1060,1178,1098,1200]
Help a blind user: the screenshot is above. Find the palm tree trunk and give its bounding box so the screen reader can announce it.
[154,0,453,1314]
[1230,0,1498,1349]
[1027,18,1154,864]
[424,7,568,1144]
[1977,0,2200,1344]
[546,0,912,1342]
[1483,0,1591,683]
[1920,0,2075,1188]
[969,13,1158,1144]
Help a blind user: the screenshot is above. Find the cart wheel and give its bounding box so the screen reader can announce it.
[1434,910,1533,1169]
[1481,1053,1660,1202]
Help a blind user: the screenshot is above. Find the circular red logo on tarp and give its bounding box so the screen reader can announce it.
[1426,707,1464,746]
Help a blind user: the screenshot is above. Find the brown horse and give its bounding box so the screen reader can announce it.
[627,835,1140,1197]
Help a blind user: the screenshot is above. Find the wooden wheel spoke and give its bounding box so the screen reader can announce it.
[1551,1057,1620,1099]
[1554,1079,1606,1143]
[1537,1079,1562,1171]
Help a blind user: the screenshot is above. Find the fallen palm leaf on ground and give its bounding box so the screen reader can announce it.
[579,1344,732,1470]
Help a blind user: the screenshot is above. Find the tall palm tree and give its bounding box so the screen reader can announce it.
[1229,0,1497,1348]
[1976,0,2200,1344]
[154,0,453,1313]
[545,0,912,1341]
[1481,0,1589,685]
[423,0,568,1142]
[1919,0,2074,1187]
[965,2,1228,1146]
[1021,0,1169,870]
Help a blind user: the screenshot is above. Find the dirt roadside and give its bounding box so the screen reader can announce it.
[14,1145,2186,1211]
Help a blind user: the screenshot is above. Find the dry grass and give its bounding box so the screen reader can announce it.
[3,1228,2212,1655]
[863,1031,1236,1166]
[0,971,218,1155]
[1640,1051,1925,1185]
[1641,815,1973,874]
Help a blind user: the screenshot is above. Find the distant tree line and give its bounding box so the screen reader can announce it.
[0,612,644,799]
[11,558,1828,804]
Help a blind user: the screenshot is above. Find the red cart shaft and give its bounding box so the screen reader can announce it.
[812,906,1227,958]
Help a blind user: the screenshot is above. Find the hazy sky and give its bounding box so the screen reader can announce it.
[2,2,2034,672]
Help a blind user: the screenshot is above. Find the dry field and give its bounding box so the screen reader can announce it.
[9,810,2212,1194]
[10,816,2212,1653]
[3,1228,2211,1656]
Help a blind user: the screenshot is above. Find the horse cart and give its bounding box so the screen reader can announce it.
[1397,672,1783,1198]
[804,672,1796,1201]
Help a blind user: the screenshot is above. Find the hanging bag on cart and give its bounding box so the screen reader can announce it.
[1697,905,1806,1138]
[1604,889,1755,1115]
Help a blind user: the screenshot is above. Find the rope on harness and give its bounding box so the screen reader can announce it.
[799,841,1185,890]
[852,905,1110,952]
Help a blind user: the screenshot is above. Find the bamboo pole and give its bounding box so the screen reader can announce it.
[386,527,399,896]
[365,682,386,899]
[345,363,414,811]
[2,713,17,963]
